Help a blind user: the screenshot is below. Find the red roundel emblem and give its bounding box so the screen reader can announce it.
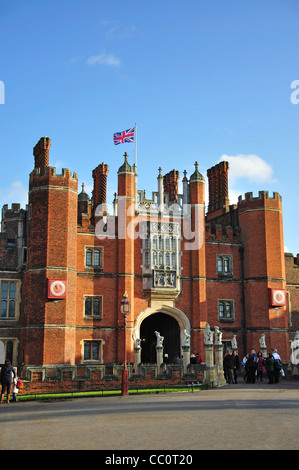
[269,288,286,306]
[273,290,285,304]
[48,279,67,299]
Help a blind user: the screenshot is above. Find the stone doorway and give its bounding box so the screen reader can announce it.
[140,312,180,363]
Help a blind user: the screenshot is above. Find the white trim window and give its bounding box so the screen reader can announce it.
[85,247,103,269]
[1,281,20,319]
[83,340,103,362]
[83,295,103,318]
[142,221,180,290]
[217,255,233,277]
[218,300,234,321]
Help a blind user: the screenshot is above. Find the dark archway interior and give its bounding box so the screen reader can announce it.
[140,313,180,363]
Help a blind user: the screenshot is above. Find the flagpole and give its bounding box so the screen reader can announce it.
[134,123,137,170]
[134,123,137,204]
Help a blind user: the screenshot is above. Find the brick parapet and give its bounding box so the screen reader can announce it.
[237,191,282,211]
[205,223,240,242]
[16,363,207,395]
[29,166,78,192]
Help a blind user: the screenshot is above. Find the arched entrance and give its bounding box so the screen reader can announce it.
[140,312,180,363]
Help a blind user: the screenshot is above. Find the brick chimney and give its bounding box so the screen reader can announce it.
[92,162,109,208]
[163,169,180,203]
[207,161,229,213]
[33,137,51,170]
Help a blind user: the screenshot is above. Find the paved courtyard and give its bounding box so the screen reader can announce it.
[0,379,298,452]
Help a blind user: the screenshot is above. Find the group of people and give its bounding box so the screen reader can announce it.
[163,352,203,365]
[223,350,240,384]
[163,353,181,364]
[242,348,283,384]
[223,348,284,384]
[0,359,20,403]
[190,353,202,364]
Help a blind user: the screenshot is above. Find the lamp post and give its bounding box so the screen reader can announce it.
[120,291,131,396]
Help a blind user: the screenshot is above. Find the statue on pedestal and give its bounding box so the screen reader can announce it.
[214,326,222,345]
[132,334,141,349]
[259,334,266,349]
[183,329,191,347]
[154,331,164,347]
[204,323,213,345]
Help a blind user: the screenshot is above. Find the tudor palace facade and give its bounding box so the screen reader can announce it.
[0,136,298,377]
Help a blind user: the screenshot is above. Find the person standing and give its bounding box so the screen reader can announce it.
[233,351,240,384]
[0,359,17,404]
[256,351,266,381]
[195,353,202,364]
[12,376,19,402]
[271,348,283,383]
[242,354,249,382]
[163,353,169,364]
[190,354,197,364]
[225,350,236,384]
[265,353,274,384]
[246,350,258,384]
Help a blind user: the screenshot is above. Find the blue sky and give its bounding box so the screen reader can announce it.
[0,0,298,255]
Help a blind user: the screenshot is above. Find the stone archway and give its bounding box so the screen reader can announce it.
[134,305,191,364]
[140,312,180,363]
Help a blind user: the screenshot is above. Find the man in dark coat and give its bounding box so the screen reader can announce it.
[0,359,17,404]
[246,350,258,383]
[224,350,236,384]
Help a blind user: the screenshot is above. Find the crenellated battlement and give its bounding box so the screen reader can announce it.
[238,190,281,204]
[2,203,23,215]
[205,223,240,242]
[237,190,282,213]
[30,166,78,179]
[29,137,78,192]
[29,166,78,192]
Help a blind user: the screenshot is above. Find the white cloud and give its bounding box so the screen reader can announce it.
[219,154,274,184]
[0,181,28,209]
[86,52,121,68]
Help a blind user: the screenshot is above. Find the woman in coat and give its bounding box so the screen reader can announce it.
[265,353,274,384]
[256,351,266,381]
[0,359,17,403]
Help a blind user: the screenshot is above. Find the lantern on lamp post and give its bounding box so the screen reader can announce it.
[120,291,131,396]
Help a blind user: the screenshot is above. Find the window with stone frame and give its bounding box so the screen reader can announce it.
[83,340,102,361]
[217,254,233,277]
[83,295,103,318]
[218,300,234,321]
[0,281,19,319]
[0,339,13,362]
[85,246,103,269]
[142,221,180,289]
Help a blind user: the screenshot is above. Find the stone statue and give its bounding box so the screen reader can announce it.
[154,331,164,347]
[231,335,237,349]
[132,333,141,349]
[183,329,191,347]
[204,323,213,345]
[259,333,266,349]
[214,326,222,345]
[290,330,299,365]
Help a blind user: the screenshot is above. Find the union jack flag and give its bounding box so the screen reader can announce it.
[113,127,135,145]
